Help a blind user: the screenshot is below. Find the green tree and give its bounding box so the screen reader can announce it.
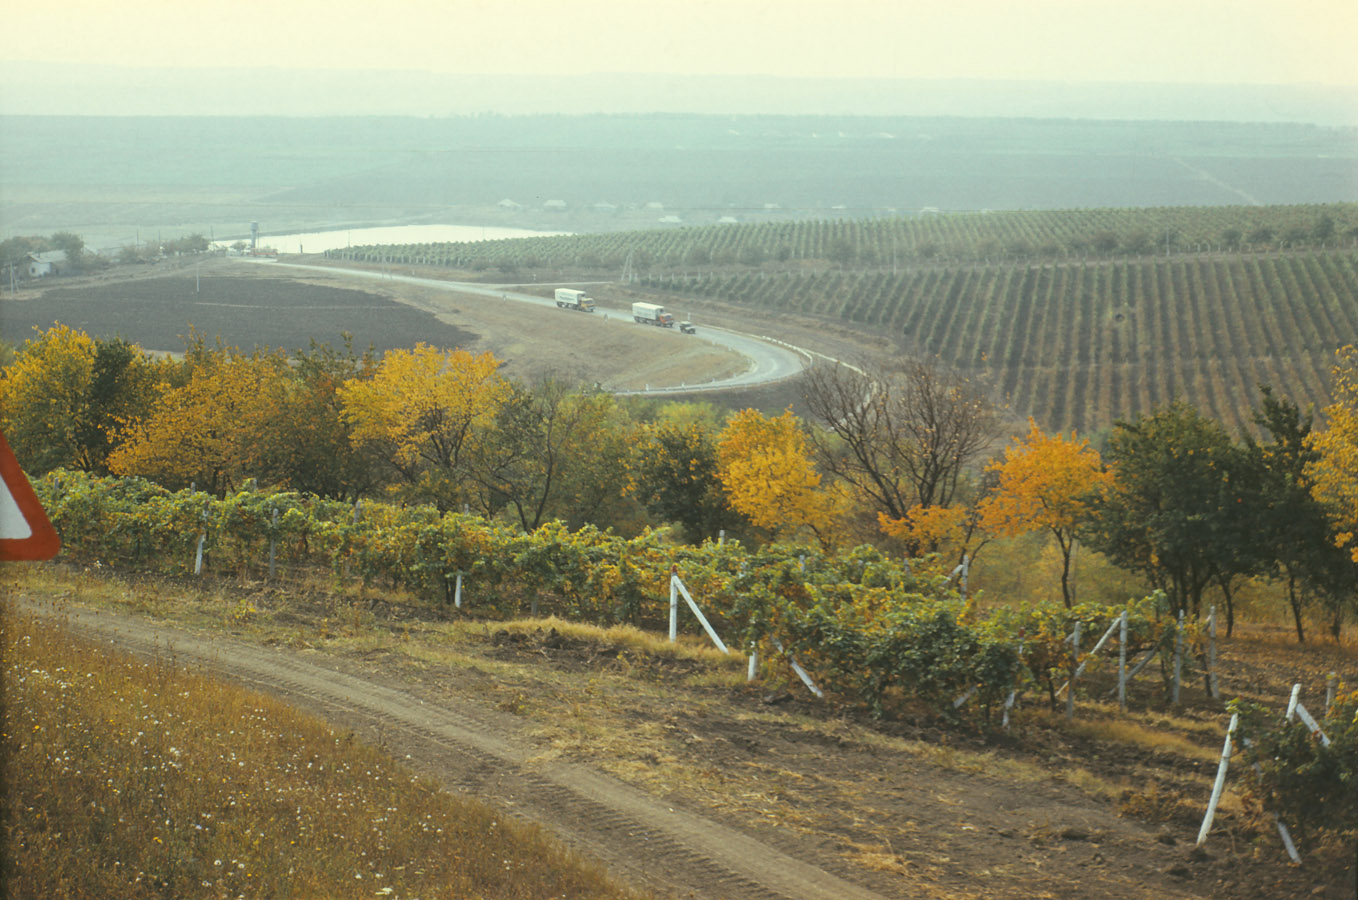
[49,231,85,267]
[629,419,742,543]
[464,379,634,531]
[1082,400,1243,618]
[250,337,379,500]
[1247,386,1355,642]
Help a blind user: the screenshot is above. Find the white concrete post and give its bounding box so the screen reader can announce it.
[193,501,209,575]
[668,571,679,642]
[1197,712,1238,846]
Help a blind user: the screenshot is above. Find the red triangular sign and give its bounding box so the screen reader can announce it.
[0,430,61,561]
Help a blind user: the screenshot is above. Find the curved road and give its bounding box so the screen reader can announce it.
[242,259,810,393]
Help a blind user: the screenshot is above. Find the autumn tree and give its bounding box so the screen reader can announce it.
[338,344,509,510]
[108,347,290,494]
[716,408,837,545]
[977,420,1111,607]
[802,358,996,550]
[0,325,167,474]
[1309,346,1358,564]
[1304,348,1358,639]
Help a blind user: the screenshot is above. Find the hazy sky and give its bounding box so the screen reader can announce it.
[6,0,1355,86]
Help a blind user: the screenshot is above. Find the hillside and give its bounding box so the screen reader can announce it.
[337,204,1358,435]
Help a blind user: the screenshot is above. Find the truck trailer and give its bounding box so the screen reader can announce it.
[555,288,596,312]
[631,302,675,327]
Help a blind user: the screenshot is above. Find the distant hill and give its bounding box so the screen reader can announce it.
[3,63,1358,125]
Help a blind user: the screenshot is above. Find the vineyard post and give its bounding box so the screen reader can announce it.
[747,646,758,682]
[193,501,209,576]
[670,573,730,654]
[1326,672,1337,714]
[1118,610,1129,711]
[773,638,824,699]
[267,507,279,581]
[1239,733,1304,864]
[1172,610,1185,706]
[668,566,679,642]
[1286,684,1333,747]
[1066,621,1081,721]
[1196,712,1239,847]
[454,572,463,609]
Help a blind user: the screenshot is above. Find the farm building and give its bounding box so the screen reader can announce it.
[542,199,567,210]
[497,198,522,209]
[26,250,66,278]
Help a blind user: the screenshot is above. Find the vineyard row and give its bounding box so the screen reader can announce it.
[644,251,1358,438]
[37,470,1200,723]
[324,203,1358,272]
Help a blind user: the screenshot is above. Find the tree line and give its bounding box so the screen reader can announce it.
[2,323,1354,640]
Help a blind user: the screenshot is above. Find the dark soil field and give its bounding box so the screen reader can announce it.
[2,267,476,354]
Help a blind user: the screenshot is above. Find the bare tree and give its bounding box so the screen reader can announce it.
[802,357,998,528]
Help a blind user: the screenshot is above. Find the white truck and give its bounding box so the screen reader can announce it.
[631,301,675,327]
[555,288,596,312]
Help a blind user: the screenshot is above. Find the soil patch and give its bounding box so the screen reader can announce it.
[3,270,476,354]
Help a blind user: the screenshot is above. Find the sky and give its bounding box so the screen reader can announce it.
[4,0,1355,86]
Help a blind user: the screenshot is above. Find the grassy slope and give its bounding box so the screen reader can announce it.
[5,562,1355,899]
[2,599,643,900]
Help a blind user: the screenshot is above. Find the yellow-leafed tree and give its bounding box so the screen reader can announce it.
[107,350,288,495]
[716,408,837,545]
[1,324,169,475]
[1308,345,1358,562]
[977,419,1111,607]
[338,345,509,509]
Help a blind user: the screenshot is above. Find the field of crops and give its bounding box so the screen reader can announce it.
[651,251,1358,436]
[327,203,1358,273]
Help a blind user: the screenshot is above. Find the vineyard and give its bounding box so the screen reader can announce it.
[320,204,1358,435]
[648,251,1358,435]
[38,469,1211,725]
[325,203,1358,272]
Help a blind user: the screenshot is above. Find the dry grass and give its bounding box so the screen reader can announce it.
[1,601,645,900]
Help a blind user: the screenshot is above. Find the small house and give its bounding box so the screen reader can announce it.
[26,250,66,278]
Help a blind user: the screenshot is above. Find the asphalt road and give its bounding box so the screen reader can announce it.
[245,259,810,393]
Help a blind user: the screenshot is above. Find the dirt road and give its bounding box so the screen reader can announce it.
[27,601,891,900]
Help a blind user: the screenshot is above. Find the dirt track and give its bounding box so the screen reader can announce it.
[26,601,891,900]
[23,593,1341,900]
